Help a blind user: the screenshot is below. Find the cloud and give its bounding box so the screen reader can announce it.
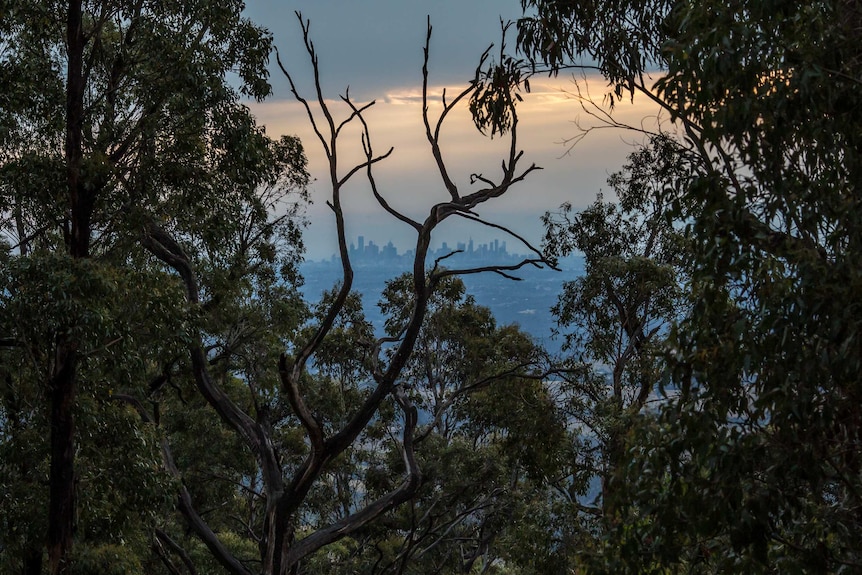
[249,0,526,101]
[249,74,667,260]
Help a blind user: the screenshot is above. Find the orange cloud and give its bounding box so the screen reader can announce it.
[249,74,667,259]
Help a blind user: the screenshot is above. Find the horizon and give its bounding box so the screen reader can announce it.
[301,233,542,263]
[298,234,587,266]
[245,2,666,262]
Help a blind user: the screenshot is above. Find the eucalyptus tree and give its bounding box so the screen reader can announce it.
[123,13,551,575]
[511,0,862,571]
[226,272,570,575]
[372,274,567,575]
[542,134,689,531]
[1,1,308,573]
[1,3,553,573]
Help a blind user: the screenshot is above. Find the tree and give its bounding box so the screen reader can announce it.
[513,0,862,571]
[148,13,548,573]
[542,134,689,530]
[5,11,551,575]
[274,274,569,575]
[2,4,555,573]
[1,1,308,573]
[373,273,567,575]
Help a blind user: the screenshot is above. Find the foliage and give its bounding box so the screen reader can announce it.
[531,136,690,571]
[515,0,862,572]
[72,543,145,575]
[518,0,673,104]
[469,21,530,138]
[293,274,573,575]
[1,7,552,575]
[1,0,309,573]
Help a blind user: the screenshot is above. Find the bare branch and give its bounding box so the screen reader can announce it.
[343,97,421,231]
[552,75,666,156]
[278,352,324,454]
[262,15,542,572]
[367,331,409,381]
[275,46,331,159]
[337,146,393,188]
[295,13,337,156]
[432,248,464,268]
[422,17,491,202]
[448,211,553,265]
[431,258,545,282]
[458,158,542,210]
[335,94,375,137]
[283,388,421,566]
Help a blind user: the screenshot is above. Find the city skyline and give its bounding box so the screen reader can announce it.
[310,235,530,264]
[246,1,666,261]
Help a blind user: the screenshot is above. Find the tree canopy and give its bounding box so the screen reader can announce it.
[2,0,305,573]
[4,0,860,573]
[516,0,862,572]
[1,4,554,575]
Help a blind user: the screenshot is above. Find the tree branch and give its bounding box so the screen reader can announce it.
[422,18,492,202]
[154,529,199,575]
[283,388,421,566]
[112,395,252,575]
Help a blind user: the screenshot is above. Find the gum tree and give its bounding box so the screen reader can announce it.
[542,134,690,531]
[134,13,552,575]
[513,0,862,571]
[1,1,307,573]
[267,275,569,575]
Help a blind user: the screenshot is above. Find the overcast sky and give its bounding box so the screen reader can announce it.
[242,1,665,260]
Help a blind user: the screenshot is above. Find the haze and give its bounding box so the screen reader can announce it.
[244,1,665,260]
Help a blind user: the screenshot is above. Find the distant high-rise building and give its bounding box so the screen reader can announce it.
[340,236,522,264]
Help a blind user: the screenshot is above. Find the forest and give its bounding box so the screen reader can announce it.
[1,0,861,573]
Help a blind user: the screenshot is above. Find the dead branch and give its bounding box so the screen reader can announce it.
[431,258,546,282]
[282,387,421,566]
[422,16,492,202]
[449,211,553,265]
[343,97,421,231]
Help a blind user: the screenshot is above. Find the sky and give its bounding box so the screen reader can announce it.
[242,1,666,261]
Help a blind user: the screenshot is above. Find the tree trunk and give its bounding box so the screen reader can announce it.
[47,0,87,572]
[22,545,42,575]
[47,343,78,575]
